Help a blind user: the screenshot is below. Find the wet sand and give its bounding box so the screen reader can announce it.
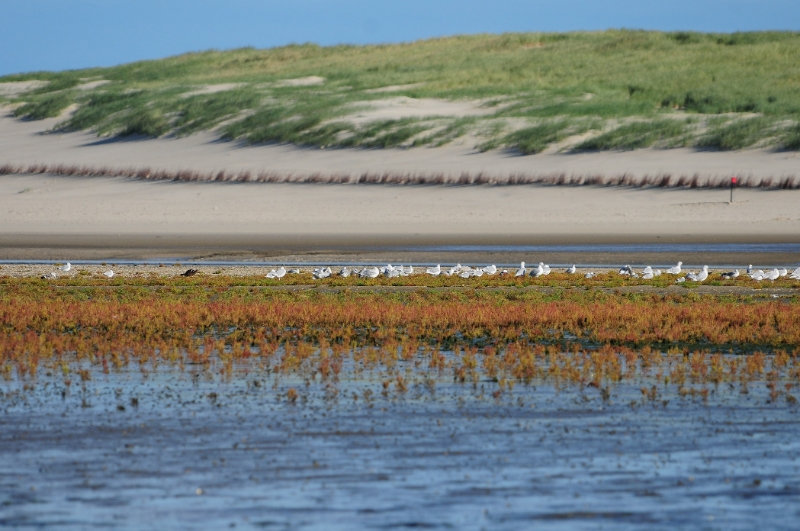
[1,174,799,263]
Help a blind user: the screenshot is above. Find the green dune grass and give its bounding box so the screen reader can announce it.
[3,30,800,152]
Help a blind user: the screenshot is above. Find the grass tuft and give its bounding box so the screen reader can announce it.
[575,120,687,151]
[13,91,73,119]
[697,117,776,150]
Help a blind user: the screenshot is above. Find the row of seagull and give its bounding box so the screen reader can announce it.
[618,261,800,283]
[42,262,114,279]
[289,261,800,282]
[43,261,800,282]
[282,262,592,279]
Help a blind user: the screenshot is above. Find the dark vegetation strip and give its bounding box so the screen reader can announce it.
[1,163,798,189]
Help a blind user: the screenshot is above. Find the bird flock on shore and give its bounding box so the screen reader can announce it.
[40,261,800,282]
[262,261,800,282]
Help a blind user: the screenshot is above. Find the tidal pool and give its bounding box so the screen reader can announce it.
[1,365,799,530]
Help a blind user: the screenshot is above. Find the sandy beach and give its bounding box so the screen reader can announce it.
[1,109,799,263]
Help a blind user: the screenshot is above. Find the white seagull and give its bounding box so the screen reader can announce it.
[584,271,595,279]
[313,267,332,279]
[482,264,497,275]
[59,262,71,272]
[790,267,800,279]
[426,264,441,276]
[667,261,682,275]
[695,265,709,282]
[339,267,351,278]
[531,262,545,277]
[765,268,780,281]
[515,262,526,277]
[103,270,114,278]
[266,267,286,279]
[361,266,380,278]
[566,265,576,274]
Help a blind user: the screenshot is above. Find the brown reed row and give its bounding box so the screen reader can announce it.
[1,163,798,189]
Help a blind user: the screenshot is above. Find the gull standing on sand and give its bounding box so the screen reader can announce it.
[515,262,526,277]
[566,265,576,274]
[531,262,545,277]
[59,262,71,272]
[667,262,682,275]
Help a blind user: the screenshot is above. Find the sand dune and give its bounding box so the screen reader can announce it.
[1,108,799,181]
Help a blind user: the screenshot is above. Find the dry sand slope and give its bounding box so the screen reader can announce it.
[1,108,799,261]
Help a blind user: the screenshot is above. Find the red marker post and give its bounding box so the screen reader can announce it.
[730,176,737,203]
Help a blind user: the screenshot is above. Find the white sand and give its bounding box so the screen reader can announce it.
[1,108,798,181]
[180,83,245,97]
[275,76,326,87]
[343,96,494,124]
[0,108,799,250]
[2,173,798,240]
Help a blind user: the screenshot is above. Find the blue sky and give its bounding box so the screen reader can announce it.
[2,0,799,76]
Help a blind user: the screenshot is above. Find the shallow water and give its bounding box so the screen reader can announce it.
[2,366,799,530]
